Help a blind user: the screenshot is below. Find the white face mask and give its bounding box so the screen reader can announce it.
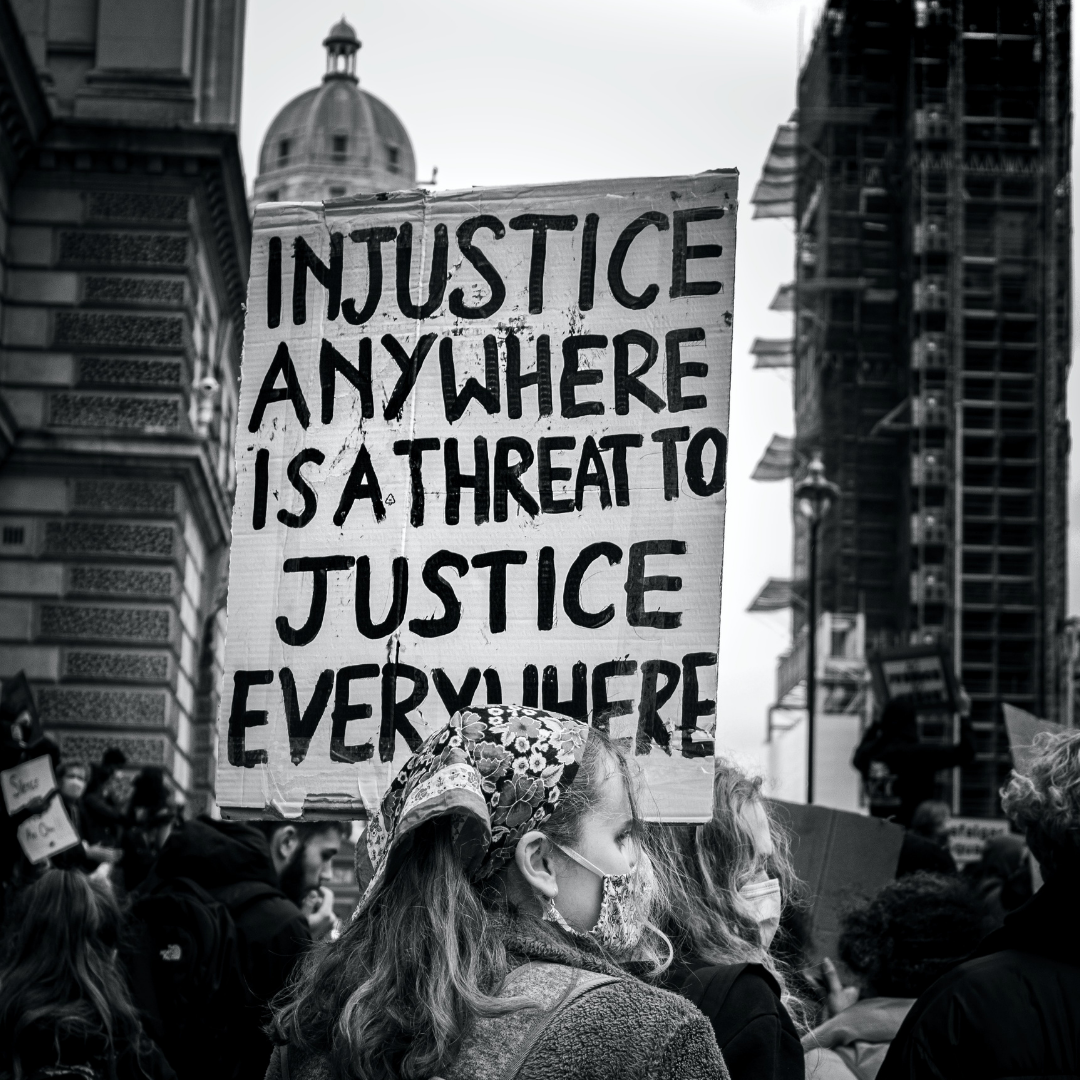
[740,877,781,948]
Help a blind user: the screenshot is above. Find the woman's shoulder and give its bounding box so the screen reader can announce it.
[529,970,728,1079]
[265,1044,333,1080]
[672,960,782,1014]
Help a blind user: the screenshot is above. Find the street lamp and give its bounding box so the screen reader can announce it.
[794,452,840,804]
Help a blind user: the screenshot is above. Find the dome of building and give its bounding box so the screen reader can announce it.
[252,18,417,207]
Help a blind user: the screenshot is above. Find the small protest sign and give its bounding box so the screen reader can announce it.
[1002,703,1068,775]
[947,816,1010,867]
[16,793,81,864]
[217,175,736,821]
[868,645,958,712]
[0,754,56,816]
[772,801,904,964]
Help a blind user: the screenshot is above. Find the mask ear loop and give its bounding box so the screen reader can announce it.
[549,839,608,879]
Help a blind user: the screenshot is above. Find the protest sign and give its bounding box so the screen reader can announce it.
[0,754,56,816]
[772,801,904,964]
[16,792,81,864]
[1003,703,1068,775]
[947,816,1010,867]
[217,175,736,821]
[868,644,958,712]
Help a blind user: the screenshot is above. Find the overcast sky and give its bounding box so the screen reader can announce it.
[239,0,1080,777]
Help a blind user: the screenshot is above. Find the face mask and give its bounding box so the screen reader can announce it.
[542,840,655,952]
[740,877,781,949]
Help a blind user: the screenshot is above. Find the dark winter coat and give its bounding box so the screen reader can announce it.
[662,960,804,1080]
[153,816,311,1005]
[853,723,974,828]
[266,914,729,1080]
[877,878,1080,1080]
[150,817,310,1080]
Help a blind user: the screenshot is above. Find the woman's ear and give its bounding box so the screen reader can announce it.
[515,830,559,900]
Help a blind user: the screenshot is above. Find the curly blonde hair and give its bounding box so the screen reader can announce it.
[1000,729,1080,883]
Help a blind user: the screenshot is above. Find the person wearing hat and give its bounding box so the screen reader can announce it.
[266,705,729,1080]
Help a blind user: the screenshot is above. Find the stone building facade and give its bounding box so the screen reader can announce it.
[0,0,250,815]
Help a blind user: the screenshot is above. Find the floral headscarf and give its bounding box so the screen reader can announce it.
[361,704,589,908]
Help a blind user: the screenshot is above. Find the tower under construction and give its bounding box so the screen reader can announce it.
[770,0,1070,816]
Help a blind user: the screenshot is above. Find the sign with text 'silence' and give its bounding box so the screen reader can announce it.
[218,174,736,821]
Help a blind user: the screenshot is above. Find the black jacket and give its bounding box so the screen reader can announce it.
[878,878,1080,1080]
[153,816,311,1006]
[662,959,804,1080]
[150,817,311,1080]
[853,723,975,827]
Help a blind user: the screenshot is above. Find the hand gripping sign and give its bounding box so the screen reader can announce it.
[218,174,737,822]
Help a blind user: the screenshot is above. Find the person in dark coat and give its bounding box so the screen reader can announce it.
[878,729,1080,1080]
[121,766,179,892]
[802,873,989,1080]
[961,832,1033,927]
[147,816,313,1080]
[152,817,312,1008]
[853,698,974,827]
[82,747,128,848]
[251,820,346,941]
[653,759,806,1080]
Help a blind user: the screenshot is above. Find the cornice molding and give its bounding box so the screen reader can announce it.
[6,430,234,553]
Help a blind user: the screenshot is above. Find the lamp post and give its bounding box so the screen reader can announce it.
[794,452,840,804]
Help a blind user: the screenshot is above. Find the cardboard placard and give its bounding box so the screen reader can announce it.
[217,175,736,821]
[1002,702,1068,775]
[0,754,57,815]
[947,816,1011,867]
[17,793,81,864]
[868,645,958,712]
[772,801,904,964]
[1,670,42,749]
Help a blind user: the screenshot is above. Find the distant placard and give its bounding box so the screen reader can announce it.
[217,175,737,821]
[947,816,1011,867]
[0,754,57,816]
[869,645,958,712]
[17,793,81,864]
[1002,703,1067,775]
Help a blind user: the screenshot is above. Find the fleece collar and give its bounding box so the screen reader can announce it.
[492,911,628,979]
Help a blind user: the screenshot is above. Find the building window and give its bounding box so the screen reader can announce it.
[332,134,348,163]
[267,190,280,202]
[329,186,346,198]
[278,138,291,165]
[386,144,400,173]
[2,525,25,545]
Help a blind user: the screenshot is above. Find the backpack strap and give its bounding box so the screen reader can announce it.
[681,963,750,1023]
[498,966,619,1080]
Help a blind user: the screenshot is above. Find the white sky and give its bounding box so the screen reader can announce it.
[239,0,1080,772]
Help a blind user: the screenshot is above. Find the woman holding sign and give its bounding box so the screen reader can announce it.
[267,705,728,1080]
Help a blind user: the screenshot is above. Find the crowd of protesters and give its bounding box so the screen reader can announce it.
[0,694,1077,1080]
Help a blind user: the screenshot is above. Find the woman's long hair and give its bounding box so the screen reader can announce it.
[0,869,145,1078]
[650,758,809,1027]
[272,730,671,1080]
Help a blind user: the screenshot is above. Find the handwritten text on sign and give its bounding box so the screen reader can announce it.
[217,175,736,821]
